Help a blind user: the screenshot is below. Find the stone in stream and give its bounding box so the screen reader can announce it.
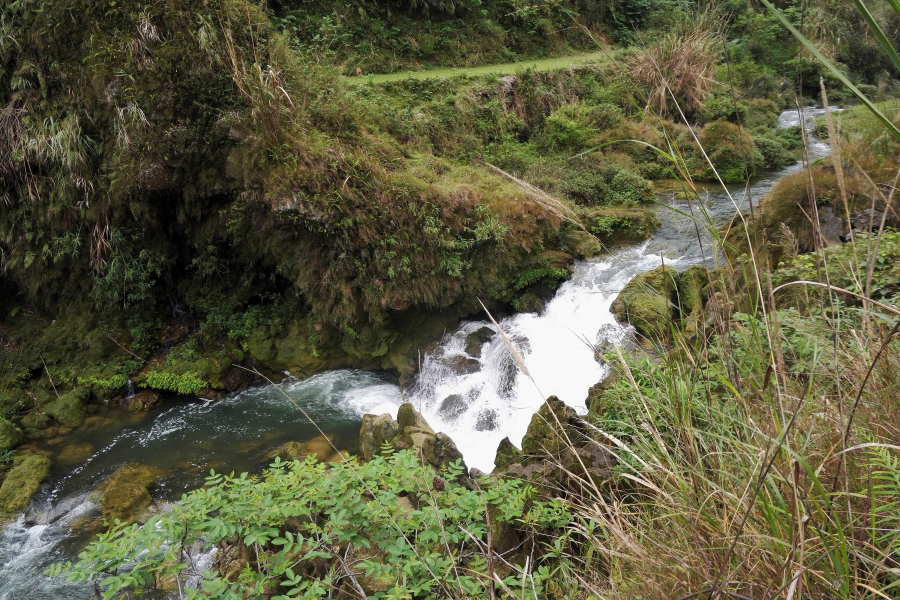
[438,394,468,422]
[610,265,678,341]
[266,434,345,464]
[464,326,495,357]
[0,454,52,522]
[56,441,96,465]
[610,265,713,342]
[92,463,166,525]
[125,390,161,411]
[474,408,499,431]
[443,354,481,375]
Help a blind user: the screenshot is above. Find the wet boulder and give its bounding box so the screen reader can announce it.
[611,265,714,342]
[20,411,51,433]
[93,462,165,525]
[56,441,95,465]
[44,389,89,429]
[0,454,52,521]
[677,265,711,338]
[267,435,345,464]
[444,354,481,375]
[464,326,494,358]
[438,394,468,423]
[126,390,161,411]
[0,418,23,451]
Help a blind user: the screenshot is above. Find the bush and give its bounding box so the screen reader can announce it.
[542,103,599,151]
[56,451,574,599]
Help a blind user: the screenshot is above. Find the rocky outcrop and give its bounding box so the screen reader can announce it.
[92,463,165,525]
[0,454,52,521]
[492,397,615,491]
[359,403,467,476]
[610,265,711,342]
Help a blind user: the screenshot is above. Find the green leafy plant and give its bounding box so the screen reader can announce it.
[53,450,573,599]
[141,370,207,395]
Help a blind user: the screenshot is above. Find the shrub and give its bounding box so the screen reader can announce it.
[543,103,599,151]
[55,451,574,599]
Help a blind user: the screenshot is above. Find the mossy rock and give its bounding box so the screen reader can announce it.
[44,389,89,428]
[0,390,28,417]
[585,373,619,416]
[559,227,604,259]
[94,463,166,525]
[677,265,711,338]
[397,402,434,434]
[521,396,579,457]
[0,418,23,451]
[20,411,51,431]
[493,436,523,471]
[610,265,678,340]
[359,414,400,461]
[677,265,710,317]
[0,454,52,520]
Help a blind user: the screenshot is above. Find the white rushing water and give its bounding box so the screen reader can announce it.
[0,107,835,598]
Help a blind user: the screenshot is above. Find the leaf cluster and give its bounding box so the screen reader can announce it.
[56,450,572,599]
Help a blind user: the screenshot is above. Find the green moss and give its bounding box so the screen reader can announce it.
[0,419,23,451]
[0,454,52,519]
[44,389,89,429]
[677,265,710,317]
[19,412,50,431]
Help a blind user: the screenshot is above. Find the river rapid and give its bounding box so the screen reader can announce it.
[0,107,833,599]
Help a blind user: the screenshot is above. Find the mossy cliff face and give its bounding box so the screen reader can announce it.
[0,0,566,354]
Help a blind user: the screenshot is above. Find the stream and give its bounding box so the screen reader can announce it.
[0,107,833,599]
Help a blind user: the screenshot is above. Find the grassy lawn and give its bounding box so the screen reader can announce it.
[349,50,615,83]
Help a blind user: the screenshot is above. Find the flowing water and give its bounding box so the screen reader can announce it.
[0,107,833,598]
[0,371,401,599]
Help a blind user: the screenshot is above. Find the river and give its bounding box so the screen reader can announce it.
[0,106,833,599]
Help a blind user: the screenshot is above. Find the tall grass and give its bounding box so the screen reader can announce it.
[628,14,722,117]
[535,7,900,597]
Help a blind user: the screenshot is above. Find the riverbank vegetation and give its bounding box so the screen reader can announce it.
[2,0,900,597]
